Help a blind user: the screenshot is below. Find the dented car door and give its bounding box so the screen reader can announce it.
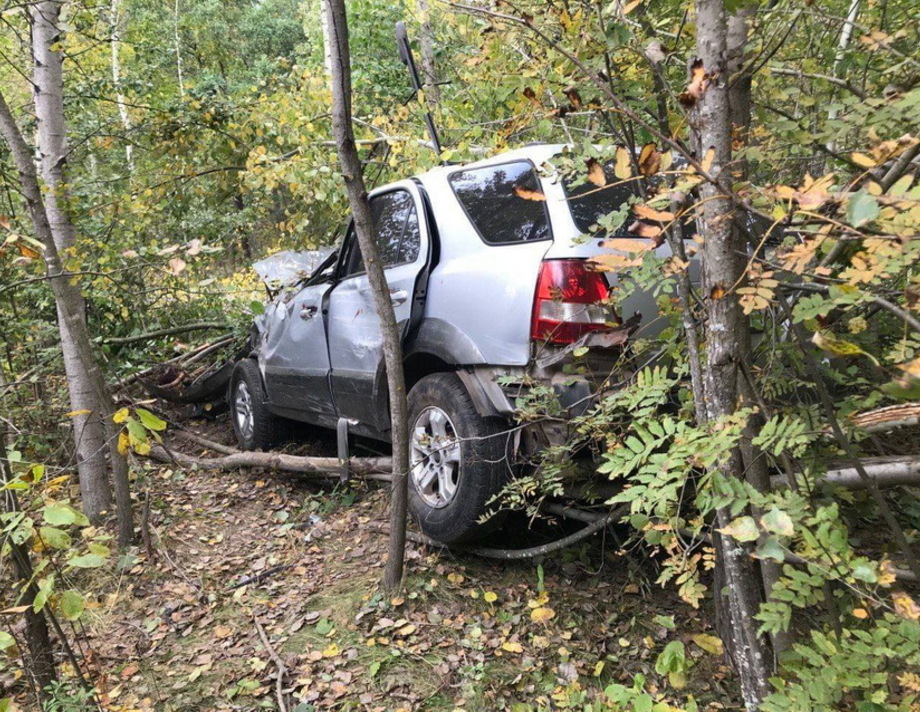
[326,182,430,430]
[260,279,336,422]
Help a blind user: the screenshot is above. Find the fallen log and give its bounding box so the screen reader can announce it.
[772,456,920,491]
[146,443,392,480]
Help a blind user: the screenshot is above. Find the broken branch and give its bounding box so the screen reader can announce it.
[145,444,392,479]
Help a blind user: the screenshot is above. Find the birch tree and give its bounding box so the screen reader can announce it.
[29,0,113,523]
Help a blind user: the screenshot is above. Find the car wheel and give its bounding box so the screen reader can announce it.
[407,372,509,544]
[230,359,288,450]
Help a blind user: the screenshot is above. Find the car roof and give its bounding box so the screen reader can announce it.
[372,143,567,196]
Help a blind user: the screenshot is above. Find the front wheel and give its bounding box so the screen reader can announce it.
[229,359,288,450]
[407,373,510,544]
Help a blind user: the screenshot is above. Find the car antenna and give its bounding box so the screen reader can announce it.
[395,21,445,163]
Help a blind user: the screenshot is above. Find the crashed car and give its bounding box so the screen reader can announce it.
[231,143,682,543]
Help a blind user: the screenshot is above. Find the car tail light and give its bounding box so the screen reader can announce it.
[530,259,613,344]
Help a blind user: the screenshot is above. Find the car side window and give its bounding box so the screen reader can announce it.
[341,190,419,278]
[448,161,551,245]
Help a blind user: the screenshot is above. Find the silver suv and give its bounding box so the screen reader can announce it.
[230,143,669,543]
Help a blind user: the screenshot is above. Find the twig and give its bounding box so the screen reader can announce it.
[103,321,231,345]
[370,504,629,560]
[254,613,288,712]
[229,564,293,590]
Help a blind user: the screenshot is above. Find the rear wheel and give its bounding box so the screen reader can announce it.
[230,359,288,450]
[407,373,509,544]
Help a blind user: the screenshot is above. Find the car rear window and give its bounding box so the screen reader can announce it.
[449,161,551,245]
[563,163,639,235]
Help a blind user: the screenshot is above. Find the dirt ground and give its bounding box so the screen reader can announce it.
[78,412,742,712]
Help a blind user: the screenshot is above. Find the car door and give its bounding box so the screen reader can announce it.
[326,182,430,431]
[260,279,337,423]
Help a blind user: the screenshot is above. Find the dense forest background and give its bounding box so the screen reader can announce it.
[2,0,920,710]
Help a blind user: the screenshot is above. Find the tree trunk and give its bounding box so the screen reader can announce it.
[692,0,772,706]
[0,430,57,705]
[30,0,114,522]
[417,0,440,108]
[0,90,135,548]
[323,0,410,591]
[109,0,134,173]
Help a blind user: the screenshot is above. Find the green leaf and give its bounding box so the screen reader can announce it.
[717,516,759,543]
[0,632,15,651]
[846,189,879,227]
[59,590,86,621]
[33,576,54,613]
[67,554,106,569]
[654,640,687,675]
[755,536,786,562]
[39,526,72,549]
[43,503,76,526]
[760,508,794,537]
[137,408,167,432]
[368,660,381,677]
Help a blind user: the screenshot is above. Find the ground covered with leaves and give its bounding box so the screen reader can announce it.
[71,417,741,712]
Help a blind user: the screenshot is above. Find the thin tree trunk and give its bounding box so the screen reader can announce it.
[826,0,860,153]
[29,0,113,522]
[417,0,440,108]
[0,90,135,548]
[110,0,133,173]
[173,0,184,97]
[0,430,57,705]
[692,0,772,706]
[323,0,410,591]
[726,4,791,658]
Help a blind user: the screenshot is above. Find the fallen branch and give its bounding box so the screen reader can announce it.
[174,429,238,455]
[849,403,920,434]
[146,444,392,479]
[772,456,920,490]
[230,564,293,590]
[254,613,289,712]
[103,322,231,346]
[371,504,629,561]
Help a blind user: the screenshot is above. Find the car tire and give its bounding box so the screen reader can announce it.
[407,372,510,544]
[230,359,288,450]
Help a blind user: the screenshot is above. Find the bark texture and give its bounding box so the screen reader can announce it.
[0,431,57,704]
[417,0,440,108]
[692,0,772,705]
[0,89,135,548]
[323,0,411,591]
[30,0,113,522]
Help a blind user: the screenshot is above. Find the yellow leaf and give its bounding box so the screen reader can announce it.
[447,572,464,584]
[117,432,130,456]
[586,158,606,188]
[893,592,920,621]
[321,643,341,658]
[852,608,869,619]
[65,409,91,418]
[530,606,556,623]
[700,147,716,173]
[113,408,130,424]
[501,641,523,653]
[514,186,546,202]
[691,633,724,655]
[614,146,631,180]
[850,152,876,168]
[593,660,605,676]
[396,624,416,637]
[622,0,642,14]
[484,591,498,603]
